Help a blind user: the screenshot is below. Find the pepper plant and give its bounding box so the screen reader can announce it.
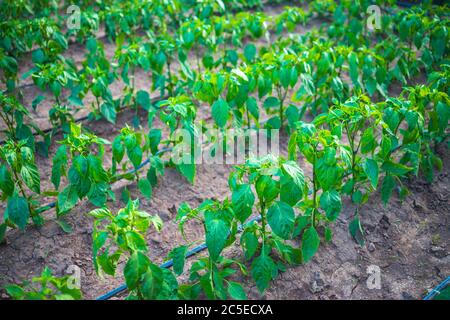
[0,139,41,240]
[325,95,384,244]
[230,155,306,292]
[77,37,117,124]
[53,123,113,215]
[4,266,82,300]
[288,122,345,256]
[89,199,178,300]
[111,125,164,199]
[175,199,248,300]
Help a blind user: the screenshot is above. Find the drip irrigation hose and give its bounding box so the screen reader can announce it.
[96,215,262,300]
[423,276,450,300]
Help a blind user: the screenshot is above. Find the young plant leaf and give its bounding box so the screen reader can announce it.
[301,226,320,263]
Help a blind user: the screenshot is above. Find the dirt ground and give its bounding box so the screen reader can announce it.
[0,4,449,300]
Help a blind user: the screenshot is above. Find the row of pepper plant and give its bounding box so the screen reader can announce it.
[1,0,449,299]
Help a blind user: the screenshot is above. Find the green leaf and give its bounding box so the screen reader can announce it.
[302,226,320,263]
[141,264,164,299]
[381,174,396,205]
[316,148,341,191]
[5,284,25,299]
[436,101,450,133]
[124,251,150,290]
[212,98,229,128]
[348,52,360,88]
[126,231,147,252]
[365,78,377,96]
[263,96,280,109]
[246,97,259,120]
[349,216,365,245]
[168,246,188,276]
[255,175,279,204]
[267,201,295,239]
[0,223,6,243]
[100,103,117,124]
[360,127,376,154]
[32,49,45,64]
[20,163,40,194]
[364,158,379,189]
[177,163,195,184]
[136,90,151,110]
[128,146,143,169]
[282,161,305,189]
[280,175,302,206]
[138,179,152,199]
[52,146,68,190]
[251,252,277,293]
[86,37,97,52]
[243,44,256,62]
[58,185,78,213]
[55,219,73,233]
[319,190,342,221]
[241,229,258,260]
[205,216,229,262]
[228,281,247,300]
[31,95,45,110]
[324,227,332,242]
[381,161,412,176]
[112,136,124,163]
[7,194,30,230]
[0,165,14,197]
[232,184,255,223]
[148,129,161,155]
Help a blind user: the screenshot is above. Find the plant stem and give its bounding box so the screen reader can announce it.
[260,202,267,247]
[246,107,251,129]
[311,146,317,228]
[167,61,173,96]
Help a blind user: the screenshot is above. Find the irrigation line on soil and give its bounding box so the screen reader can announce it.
[423,276,450,300]
[96,215,263,300]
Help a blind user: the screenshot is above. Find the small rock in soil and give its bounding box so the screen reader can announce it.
[150,235,162,244]
[402,292,414,300]
[430,246,447,258]
[158,211,170,222]
[380,215,390,230]
[368,243,376,252]
[168,205,177,215]
[310,271,325,294]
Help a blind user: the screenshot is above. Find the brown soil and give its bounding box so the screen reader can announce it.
[0,4,449,300]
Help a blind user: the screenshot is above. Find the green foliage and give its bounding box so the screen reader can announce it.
[89,199,177,300]
[0,0,449,302]
[5,267,82,300]
[55,123,113,214]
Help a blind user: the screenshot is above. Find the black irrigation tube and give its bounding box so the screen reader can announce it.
[96,215,263,300]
